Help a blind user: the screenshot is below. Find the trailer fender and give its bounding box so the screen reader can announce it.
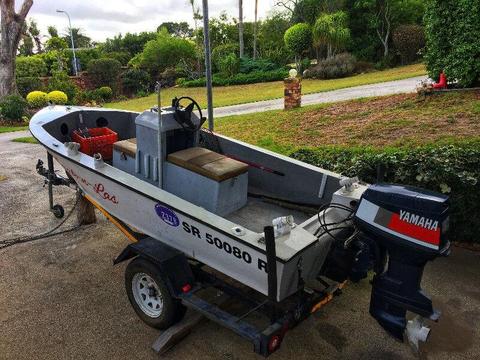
[114,237,194,297]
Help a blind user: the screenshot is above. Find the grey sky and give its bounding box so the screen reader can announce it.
[27,0,279,42]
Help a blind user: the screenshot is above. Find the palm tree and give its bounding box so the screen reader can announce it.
[253,0,259,59]
[239,0,244,58]
[313,11,350,59]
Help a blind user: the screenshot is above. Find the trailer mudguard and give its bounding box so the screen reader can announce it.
[114,237,194,296]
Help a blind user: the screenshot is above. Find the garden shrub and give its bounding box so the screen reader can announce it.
[304,53,356,79]
[95,87,113,102]
[16,56,48,78]
[26,91,48,108]
[47,91,68,105]
[424,1,480,87]
[212,43,239,72]
[284,23,312,58]
[122,68,151,95]
[87,58,122,89]
[136,29,196,77]
[47,71,77,103]
[218,53,240,77]
[290,141,480,243]
[393,24,425,64]
[180,69,288,87]
[38,50,69,75]
[16,77,44,97]
[0,95,27,121]
[239,57,277,73]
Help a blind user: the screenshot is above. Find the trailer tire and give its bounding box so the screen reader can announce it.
[125,257,185,329]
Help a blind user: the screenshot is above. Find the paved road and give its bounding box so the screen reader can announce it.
[214,76,427,117]
[0,133,479,360]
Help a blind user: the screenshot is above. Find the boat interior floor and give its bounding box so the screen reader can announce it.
[225,196,313,233]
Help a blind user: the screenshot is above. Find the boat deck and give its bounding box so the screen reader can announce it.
[225,196,314,233]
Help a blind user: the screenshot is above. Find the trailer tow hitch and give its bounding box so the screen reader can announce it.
[36,153,75,218]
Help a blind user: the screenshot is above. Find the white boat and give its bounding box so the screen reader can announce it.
[29,97,449,354]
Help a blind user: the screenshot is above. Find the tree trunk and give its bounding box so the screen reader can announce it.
[239,0,244,58]
[0,0,33,100]
[0,55,16,97]
[253,0,258,60]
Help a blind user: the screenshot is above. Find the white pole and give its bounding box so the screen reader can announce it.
[202,0,214,130]
[57,10,78,76]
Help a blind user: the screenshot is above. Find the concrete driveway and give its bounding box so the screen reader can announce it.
[0,132,479,360]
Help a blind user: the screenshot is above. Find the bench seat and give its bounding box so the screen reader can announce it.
[167,147,248,182]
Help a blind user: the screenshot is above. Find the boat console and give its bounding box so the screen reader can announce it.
[111,97,249,215]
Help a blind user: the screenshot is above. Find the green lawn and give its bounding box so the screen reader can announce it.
[106,63,426,112]
[214,91,480,154]
[11,136,38,144]
[0,125,28,134]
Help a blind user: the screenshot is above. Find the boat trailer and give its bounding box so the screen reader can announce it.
[85,192,346,356]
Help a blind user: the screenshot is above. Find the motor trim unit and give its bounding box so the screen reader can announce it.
[354,184,450,340]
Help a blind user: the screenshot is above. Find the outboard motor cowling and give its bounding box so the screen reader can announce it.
[354,184,450,341]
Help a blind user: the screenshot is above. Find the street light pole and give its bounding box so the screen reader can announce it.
[202,0,214,131]
[56,10,78,76]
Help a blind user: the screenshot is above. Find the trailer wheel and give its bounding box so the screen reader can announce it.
[125,257,186,329]
[52,204,64,219]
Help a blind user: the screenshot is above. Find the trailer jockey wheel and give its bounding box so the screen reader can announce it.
[125,257,186,329]
[52,204,64,219]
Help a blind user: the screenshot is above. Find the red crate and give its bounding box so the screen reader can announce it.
[72,127,118,160]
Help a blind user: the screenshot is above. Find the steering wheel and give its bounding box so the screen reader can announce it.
[172,96,206,132]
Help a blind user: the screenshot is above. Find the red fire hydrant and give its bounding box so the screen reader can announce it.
[433,72,447,89]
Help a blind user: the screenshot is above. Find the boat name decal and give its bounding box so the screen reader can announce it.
[93,183,119,204]
[66,168,119,204]
[155,204,180,227]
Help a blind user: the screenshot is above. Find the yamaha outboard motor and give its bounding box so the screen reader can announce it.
[354,184,450,343]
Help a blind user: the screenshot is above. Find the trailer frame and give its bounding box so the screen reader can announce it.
[84,194,344,357]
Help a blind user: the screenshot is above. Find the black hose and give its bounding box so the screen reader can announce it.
[0,195,83,251]
[315,202,358,244]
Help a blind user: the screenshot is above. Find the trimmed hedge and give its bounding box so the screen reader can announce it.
[424,1,480,87]
[47,91,68,105]
[16,56,48,78]
[179,69,288,88]
[26,91,48,108]
[290,142,480,243]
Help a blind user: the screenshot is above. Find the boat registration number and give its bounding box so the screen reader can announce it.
[182,221,268,273]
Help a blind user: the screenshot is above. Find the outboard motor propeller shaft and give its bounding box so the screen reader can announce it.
[354,184,450,341]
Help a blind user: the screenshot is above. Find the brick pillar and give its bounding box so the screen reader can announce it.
[284,77,301,110]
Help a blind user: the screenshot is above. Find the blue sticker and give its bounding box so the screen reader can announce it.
[155,204,180,227]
